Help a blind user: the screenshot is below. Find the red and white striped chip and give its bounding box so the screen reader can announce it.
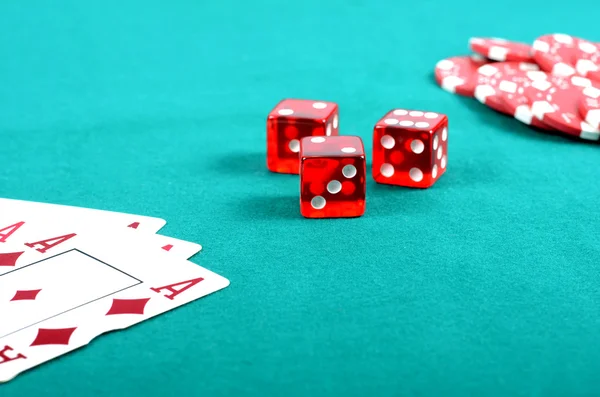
[474,62,539,114]
[578,85,600,129]
[496,70,553,130]
[525,75,600,140]
[434,55,489,97]
[469,37,534,62]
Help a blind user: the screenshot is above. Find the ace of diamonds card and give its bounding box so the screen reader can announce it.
[0,218,229,382]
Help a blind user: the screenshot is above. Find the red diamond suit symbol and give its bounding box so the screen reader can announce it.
[106,298,150,316]
[10,289,42,301]
[0,251,24,267]
[30,328,77,347]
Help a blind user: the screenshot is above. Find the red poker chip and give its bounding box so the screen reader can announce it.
[525,75,600,140]
[496,70,554,130]
[474,62,540,114]
[469,37,534,62]
[532,34,578,76]
[434,55,489,97]
[578,85,600,129]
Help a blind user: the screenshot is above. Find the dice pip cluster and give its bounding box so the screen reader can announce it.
[266,99,448,219]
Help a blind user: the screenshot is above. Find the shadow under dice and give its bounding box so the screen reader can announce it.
[300,136,366,218]
[372,109,448,188]
[267,99,339,174]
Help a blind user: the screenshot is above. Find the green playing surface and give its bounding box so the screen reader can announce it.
[1,0,600,395]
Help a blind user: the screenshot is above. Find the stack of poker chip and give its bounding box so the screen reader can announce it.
[434,34,600,141]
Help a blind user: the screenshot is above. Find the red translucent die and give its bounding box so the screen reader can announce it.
[372,109,448,188]
[267,99,339,174]
[299,136,366,218]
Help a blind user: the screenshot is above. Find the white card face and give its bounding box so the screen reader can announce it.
[0,198,166,234]
[0,212,201,260]
[0,226,229,382]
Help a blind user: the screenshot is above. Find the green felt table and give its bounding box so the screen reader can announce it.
[1,0,600,395]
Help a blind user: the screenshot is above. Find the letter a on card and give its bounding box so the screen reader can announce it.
[24,233,76,253]
[151,277,205,300]
[0,346,26,365]
[0,222,25,243]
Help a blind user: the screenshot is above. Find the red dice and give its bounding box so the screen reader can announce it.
[267,99,339,174]
[372,109,448,188]
[299,135,366,218]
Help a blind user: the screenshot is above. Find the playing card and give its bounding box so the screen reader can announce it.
[0,208,202,260]
[0,198,166,234]
[0,221,229,382]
